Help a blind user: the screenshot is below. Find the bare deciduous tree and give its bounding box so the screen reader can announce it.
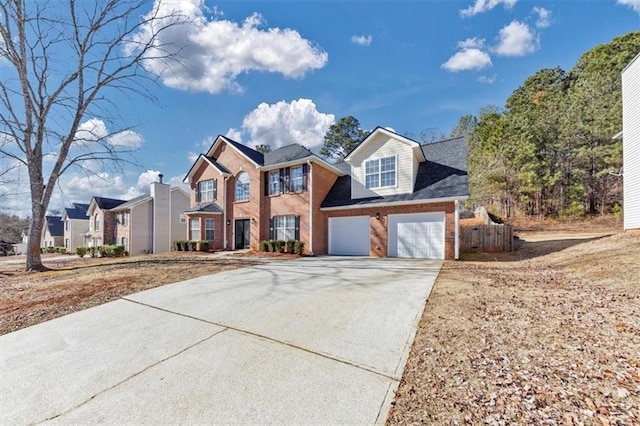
[0,0,180,270]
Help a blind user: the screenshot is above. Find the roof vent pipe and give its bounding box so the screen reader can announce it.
[158,173,164,183]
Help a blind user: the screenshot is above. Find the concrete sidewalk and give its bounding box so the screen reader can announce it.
[1,257,441,425]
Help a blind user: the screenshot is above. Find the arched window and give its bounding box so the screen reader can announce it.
[94,213,100,231]
[235,172,250,201]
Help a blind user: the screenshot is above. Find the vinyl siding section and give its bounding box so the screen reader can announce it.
[130,202,152,255]
[622,55,640,230]
[67,219,89,252]
[170,189,190,246]
[348,134,414,199]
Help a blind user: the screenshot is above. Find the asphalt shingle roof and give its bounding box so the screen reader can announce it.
[93,196,127,210]
[321,136,469,209]
[64,203,89,220]
[263,144,314,166]
[111,194,151,211]
[184,202,224,214]
[45,216,64,237]
[224,137,264,165]
[206,156,231,174]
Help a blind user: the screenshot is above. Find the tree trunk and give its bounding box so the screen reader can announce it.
[26,205,46,271]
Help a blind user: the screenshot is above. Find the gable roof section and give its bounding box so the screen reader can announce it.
[322,136,468,209]
[264,144,313,166]
[110,194,152,211]
[89,196,127,214]
[63,203,89,220]
[183,154,232,183]
[206,135,264,166]
[45,216,64,237]
[184,202,224,214]
[345,126,425,162]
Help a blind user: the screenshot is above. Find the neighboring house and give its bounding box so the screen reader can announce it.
[85,197,127,247]
[620,53,640,230]
[41,216,64,248]
[184,127,468,259]
[110,177,190,254]
[12,228,29,255]
[61,203,89,253]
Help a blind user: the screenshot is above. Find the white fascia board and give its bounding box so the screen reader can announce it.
[320,195,469,211]
[184,211,223,215]
[183,154,232,184]
[209,135,261,167]
[345,127,422,162]
[260,156,346,176]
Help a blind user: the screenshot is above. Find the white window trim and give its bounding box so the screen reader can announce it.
[235,172,250,202]
[269,170,281,195]
[290,165,305,193]
[364,155,397,189]
[205,218,215,240]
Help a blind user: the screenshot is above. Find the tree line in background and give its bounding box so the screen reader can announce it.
[451,31,640,219]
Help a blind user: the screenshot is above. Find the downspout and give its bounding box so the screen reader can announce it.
[454,200,460,260]
[223,176,228,249]
[307,160,314,256]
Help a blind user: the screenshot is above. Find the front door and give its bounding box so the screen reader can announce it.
[234,219,251,249]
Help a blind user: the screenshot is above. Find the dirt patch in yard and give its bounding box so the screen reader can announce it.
[388,231,640,425]
[0,253,263,335]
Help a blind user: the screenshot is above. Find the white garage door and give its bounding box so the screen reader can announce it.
[388,212,445,259]
[328,216,370,256]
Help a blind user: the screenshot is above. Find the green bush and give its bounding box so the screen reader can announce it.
[76,246,87,257]
[198,241,209,252]
[88,246,97,258]
[293,241,305,255]
[274,240,285,253]
[267,240,275,252]
[259,240,269,252]
[7,250,15,256]
[172,240,182,251]
[285,240,295,254]
[186,240,196,251]
[98,246,107,258]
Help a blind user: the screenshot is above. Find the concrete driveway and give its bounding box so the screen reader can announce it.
[1,256,441,425]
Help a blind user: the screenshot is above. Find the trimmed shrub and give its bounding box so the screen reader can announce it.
[259,240,269,252]
[198,241,209,252]
[274,240,285,253]
[294,241,305,255]
[88,246,97,258]
[172,240,182,251]
[112,245,125,257]
[187,240,197,251]
[76,246,87,257]
[98,246,107,258]
[285,240,295,254]
[7,250,15,256]
[267,240,275,252]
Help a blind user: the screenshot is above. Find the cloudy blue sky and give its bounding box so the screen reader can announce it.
[2,0,640,217]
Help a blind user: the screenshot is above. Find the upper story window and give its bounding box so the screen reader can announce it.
[365,156,396,189]
[117,211,128,226]
[265,165,307,195]
[235,172,250,201]
[268,170,281,195]
[196,179,216,202]
[65,220,69,231]
[94,213,100,232]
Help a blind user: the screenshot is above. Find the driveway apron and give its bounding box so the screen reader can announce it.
[1,257,441,425]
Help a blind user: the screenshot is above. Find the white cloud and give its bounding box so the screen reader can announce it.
[458,37,486,49]
[533,6,551,28]
[74,119,143,149]
[127,1,328,94]
[168,175,191,193]
[229,98,335,151]
[187,152,199,163]
[136,170,162,189]
[351,35,373,46]
[494,20,538,56]
[460,0,518,17]
[225,128,243,142]
[108,130,144,149]
[442,48,492,72]
[618,0,640,13]
[478,74,497,84]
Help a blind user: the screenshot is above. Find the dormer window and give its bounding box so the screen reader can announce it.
[365,156,396,189]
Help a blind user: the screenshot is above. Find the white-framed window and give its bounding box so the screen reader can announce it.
[121,237,128,251]
[205,218,215,240]
[65,238,69,248]
[268,170,281,195]
[365,156,396,189]
[189,218,200,240]
[272,215,298,241]
[197,179,216,202]
[235,172,250,201]
[94,213,100,231]
[179,213,186,223]
[65,220,69,231]
[290,166,305,192]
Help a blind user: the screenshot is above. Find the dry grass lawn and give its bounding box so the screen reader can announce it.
[0,253,263,335]
[389,231,640,425]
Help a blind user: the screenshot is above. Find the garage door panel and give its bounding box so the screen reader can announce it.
[389,212,445,259]
[328,216,370,256]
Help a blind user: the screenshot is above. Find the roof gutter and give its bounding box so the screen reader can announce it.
[320,195,469,211]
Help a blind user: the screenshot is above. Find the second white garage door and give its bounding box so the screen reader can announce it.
[388,212,445,259]
[328,216,370,256]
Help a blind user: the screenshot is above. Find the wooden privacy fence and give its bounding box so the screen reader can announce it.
[460,224,514,252]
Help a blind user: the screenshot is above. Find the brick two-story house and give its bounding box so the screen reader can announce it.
[85,197,127,247]
[184,127,468,260]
